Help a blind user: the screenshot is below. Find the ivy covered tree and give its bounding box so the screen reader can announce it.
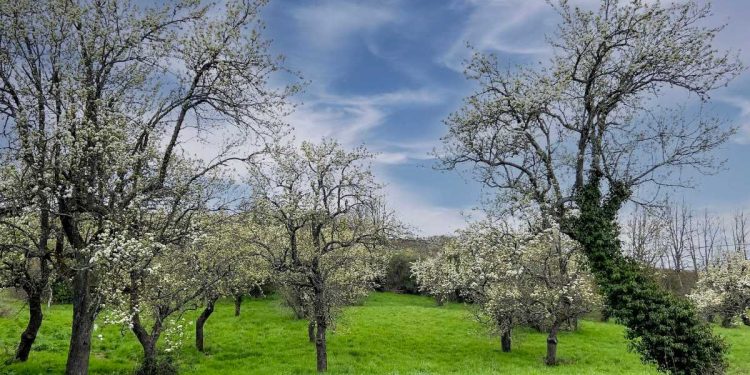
[412,220,598,364]
[0,0,297,373]
[439,1,743,373]
[246,140,397,372]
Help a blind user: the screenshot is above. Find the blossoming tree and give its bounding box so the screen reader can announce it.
[412,221,598,364]
[438,1,743,372]
[246,140,397,372]
[194,215,270,353]
[0,0,297,373]
[690,253,750,328]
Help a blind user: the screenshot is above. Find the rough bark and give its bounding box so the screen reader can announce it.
[545,325,559,366]
[234,294,243,317]
[312,281,328,373]
[14,290,43,361]
[315,315,327,372]
[196,299,216,352]
[500,329,511,353]
[65,270,97,375]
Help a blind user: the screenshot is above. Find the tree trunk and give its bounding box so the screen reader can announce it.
[545,325,559,366]
[15,290,43,361]
[315,315,327,372]
[308,320,316,343]
[139,338,158,375]
[196,299,216,352]
[500,328,511,353]
[742,313,750,327]
[65,270,97,375]
[721,316,733,328]
[234,294,242,317]
[132,313,162,375]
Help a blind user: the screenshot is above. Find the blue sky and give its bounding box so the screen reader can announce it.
[260,0,750,236]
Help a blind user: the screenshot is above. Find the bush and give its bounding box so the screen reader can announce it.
[382,252,420,294]
[50,278,73,304]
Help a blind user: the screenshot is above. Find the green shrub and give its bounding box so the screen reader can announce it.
[50,278,73,304]
[382,252,420,294]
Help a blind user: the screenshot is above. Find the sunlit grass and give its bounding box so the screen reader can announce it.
[1,292,748,374]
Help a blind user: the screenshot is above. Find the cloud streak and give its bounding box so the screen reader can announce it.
[286,88,444,157]
[290,1,398,51]
[440,0,553,70]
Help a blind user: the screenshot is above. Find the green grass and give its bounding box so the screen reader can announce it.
[1,292,749,374]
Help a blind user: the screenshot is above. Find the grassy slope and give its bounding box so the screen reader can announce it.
[0,292,748,374]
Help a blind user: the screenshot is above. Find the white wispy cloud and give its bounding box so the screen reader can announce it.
[286,88,444,157]
[440,0,552,70]
[290,1,398,51]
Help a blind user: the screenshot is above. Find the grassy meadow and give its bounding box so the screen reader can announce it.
[1,292,749,374]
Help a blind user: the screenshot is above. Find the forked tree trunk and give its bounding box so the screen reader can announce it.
[500,328,511,353]
[234,294,243,317]
[15,290,43,361]
[132,313,163,375]
[196,299,216,352]
[545,325,559,366]
[65,270,98,375]
[308,321,316,343]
